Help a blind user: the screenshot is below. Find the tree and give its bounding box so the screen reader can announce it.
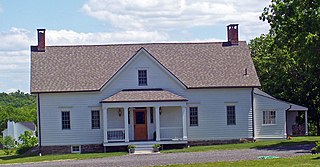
[250,0,320,134]
[0,136,16,155]
[0,91,37,133]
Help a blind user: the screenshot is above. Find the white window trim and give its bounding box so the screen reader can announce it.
[71,145,81,153]
[262,110,277,125]
[137,69,148,86]
[61,110,71,130]
[91,110,101,129]
[189,106,199,127]
[226,105,236,126]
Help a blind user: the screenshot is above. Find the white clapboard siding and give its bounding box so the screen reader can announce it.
[185,88,253,140]
[39,50,255,146]
[254,94,290,139]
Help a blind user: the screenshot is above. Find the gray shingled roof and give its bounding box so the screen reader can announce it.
[253,88,308,111]
[19,122,36,131]
[31,41,260,93]
[102,90,187,103]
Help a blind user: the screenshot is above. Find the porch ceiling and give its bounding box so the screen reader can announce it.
[101,89,188,103]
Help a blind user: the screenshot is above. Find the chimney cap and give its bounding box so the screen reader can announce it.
[227,24,239,27]
[37,29,46,31]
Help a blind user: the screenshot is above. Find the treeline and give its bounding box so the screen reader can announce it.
[250,0,320,135]
[0,91,37,134]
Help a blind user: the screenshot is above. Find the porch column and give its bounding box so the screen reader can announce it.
[305,111,308,135]
[124,107,129,142]
[284,110,287,138]
[103,108,108,143]
[182,106,187,140]
[155,106,160,141]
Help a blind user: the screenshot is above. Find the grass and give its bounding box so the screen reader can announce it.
[0,151,126,165]
[162,136,320,153]
[0,136,319,165]
[160,154,320,167]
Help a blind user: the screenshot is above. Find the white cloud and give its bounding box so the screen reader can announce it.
[82,0,270,40]
[46,30,169,45]
[0,27,170,93]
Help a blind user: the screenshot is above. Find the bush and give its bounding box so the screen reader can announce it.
[17,131,37,154]
[0,136,16,155]
[312,141,320,154]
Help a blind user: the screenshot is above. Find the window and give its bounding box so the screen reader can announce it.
[71,145,81,153]
[263,111,276,124]
[150,107,154,123]
[61,111,70,129]
[227,106,236,125]
[91,110,100,129]
[138,70,147,86]
[189,107,198,126]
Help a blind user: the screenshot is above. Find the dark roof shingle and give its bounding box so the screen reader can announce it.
[102,90,188,103]
[31,41,260,93]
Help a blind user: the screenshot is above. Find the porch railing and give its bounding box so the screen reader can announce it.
[160,127,183,140]
[107,128,125,141]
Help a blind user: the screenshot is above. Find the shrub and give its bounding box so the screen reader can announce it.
[312,141,320,154]
[17,131,37,154]
[0,136,16,155]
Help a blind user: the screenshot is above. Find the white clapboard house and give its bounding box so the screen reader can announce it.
[30,25,308,154]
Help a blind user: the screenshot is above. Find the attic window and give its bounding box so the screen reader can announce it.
[138,70,148,86]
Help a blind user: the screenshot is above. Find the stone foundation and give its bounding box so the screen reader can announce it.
[41,144,104,155]
[188,138,254,146]
[41,145,71,155]
[81,144,104,153]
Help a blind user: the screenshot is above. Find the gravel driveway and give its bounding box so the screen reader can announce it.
[1,144,314,167]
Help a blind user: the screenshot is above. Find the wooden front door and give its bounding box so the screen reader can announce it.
[134,109,147,140]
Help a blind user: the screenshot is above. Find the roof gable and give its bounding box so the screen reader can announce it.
[31,42,261,93]
[100,47,187,91]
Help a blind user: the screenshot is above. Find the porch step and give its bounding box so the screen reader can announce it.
[133,144,157,154]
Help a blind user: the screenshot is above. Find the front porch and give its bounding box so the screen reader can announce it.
[101,90,188,146]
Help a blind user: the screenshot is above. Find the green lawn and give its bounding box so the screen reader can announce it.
[0,152,126,165]
[160,154,320,167]
[162,136,320,153]
[0,136,319,165]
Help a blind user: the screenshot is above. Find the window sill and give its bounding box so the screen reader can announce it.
[262,124,277,126]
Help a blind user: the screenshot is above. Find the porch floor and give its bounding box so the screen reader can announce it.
[104,140,187,146]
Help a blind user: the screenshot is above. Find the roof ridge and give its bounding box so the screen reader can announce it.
[31,41,247,48]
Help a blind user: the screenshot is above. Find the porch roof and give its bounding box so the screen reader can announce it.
[101,89,188,103]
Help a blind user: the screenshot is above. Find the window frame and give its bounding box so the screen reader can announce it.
[189,107,198,126]
[61,111,71,130]
[138,69,148,86]
[91,110,100,129]
[226,105,236,125]
[263,110,276,125]
[71,145,81,153]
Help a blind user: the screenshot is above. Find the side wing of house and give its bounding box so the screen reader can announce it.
[254,93,290,139]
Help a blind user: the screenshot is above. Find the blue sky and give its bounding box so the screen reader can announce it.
[0,0,270,93]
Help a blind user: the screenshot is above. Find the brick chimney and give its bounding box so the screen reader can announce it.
[37,29,46,51]
[227,24,239,45]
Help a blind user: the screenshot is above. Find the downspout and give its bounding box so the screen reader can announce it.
[251,88,255,139]
[37,93,42,155]
[285,104,292,138]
